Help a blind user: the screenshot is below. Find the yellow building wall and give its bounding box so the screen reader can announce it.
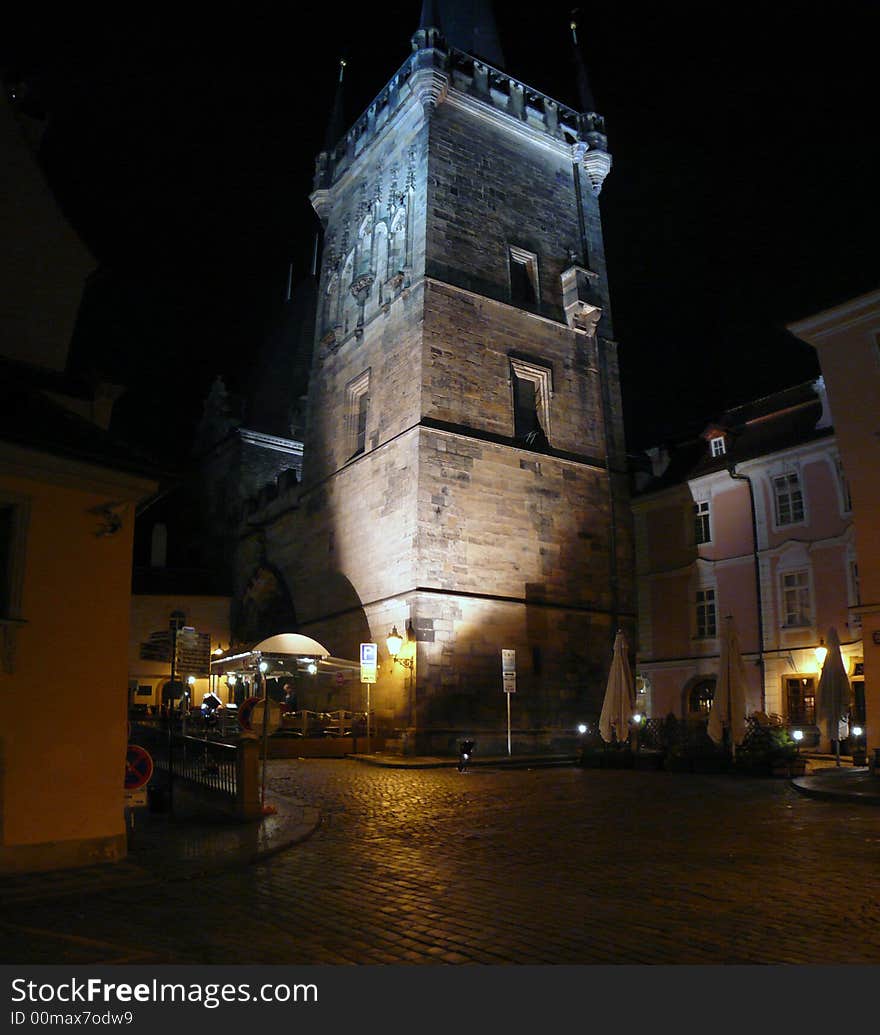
[0,463,153,873]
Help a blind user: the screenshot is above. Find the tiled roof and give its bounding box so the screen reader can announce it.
[632,381,832,494]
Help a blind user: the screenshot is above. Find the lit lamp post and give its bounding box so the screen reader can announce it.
[386,624,415,731]
[852,725,867,766]
[259,659,271,810]
[792,728,804,754]
[632,712,642,754]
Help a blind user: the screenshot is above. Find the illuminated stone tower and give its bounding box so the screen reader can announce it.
[241,4,634,751]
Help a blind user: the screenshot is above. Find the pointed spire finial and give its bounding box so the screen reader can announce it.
[569,8,596,113]
[322,58,347,154]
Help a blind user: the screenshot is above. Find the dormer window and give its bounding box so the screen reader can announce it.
[710,436,726,458]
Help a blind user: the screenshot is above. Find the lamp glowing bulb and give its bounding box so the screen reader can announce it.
[259,661,269,673]
[815,643,827,668]
[386,626,404,658]
[307,662,317,675]
[853,726,863,737]
[792,729,804,742]
[186,675,195,685]
[577,723,587,735]
[632,713,642,724]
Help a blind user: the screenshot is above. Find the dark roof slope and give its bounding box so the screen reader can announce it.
[632,380,831,495]
[0,358,169,482]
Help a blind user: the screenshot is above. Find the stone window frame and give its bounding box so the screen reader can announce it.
[509,356,553,445]
[508,245,540,307]
[345,369,371,461]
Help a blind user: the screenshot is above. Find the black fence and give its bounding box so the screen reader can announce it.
[131,722,238,801]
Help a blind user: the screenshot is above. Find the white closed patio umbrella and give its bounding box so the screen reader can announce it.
[599,630,635,745]
[708,615,748,757]
[252,633,330,658]
[818,626,850,766]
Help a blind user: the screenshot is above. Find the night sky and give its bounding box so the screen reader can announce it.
[4,3,877,460]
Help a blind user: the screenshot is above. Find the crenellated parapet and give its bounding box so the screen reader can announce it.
[312,34,612,200]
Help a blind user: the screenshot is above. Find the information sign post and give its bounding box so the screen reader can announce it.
[502,649,516,756]
[360,643,378,755]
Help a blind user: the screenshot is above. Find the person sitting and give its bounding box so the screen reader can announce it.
[281,682,298,713]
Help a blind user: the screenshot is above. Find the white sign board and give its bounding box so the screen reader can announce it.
[501,649,516,673]
[360,642,378,684]
[503,671,517,694]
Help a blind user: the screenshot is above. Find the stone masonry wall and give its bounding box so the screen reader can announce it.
[426,101,610,324]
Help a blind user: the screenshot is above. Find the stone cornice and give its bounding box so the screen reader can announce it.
[788,288,880,343]
[236,429,304,455]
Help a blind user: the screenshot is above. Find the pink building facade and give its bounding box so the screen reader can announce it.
[789,289,880,757]
[632,381,862,747]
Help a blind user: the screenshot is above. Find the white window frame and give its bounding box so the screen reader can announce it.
[834,455,853,514]
[695,586,717,639]
[709,436,726,458]
[848,551,862,631]
[780,568,812,627]
[693,500,712,545]
[772,470,805,527]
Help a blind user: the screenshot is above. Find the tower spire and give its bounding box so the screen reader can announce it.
[323,57,347,154]
[569,10,596,113]
[569,10,611,194]
[418,0,438,29]
[414,0,505,69]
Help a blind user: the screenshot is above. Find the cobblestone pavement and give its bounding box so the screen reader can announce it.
[4,760,880,964]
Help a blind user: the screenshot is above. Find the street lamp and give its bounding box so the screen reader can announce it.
[792,728,804,754]
[815,640,827,669]
[387,624,416,730]
[385,621,412,670]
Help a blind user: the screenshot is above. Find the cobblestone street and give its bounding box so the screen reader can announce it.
[5,760,880,964]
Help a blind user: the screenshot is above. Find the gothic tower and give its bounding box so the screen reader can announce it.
[239,3,634,751]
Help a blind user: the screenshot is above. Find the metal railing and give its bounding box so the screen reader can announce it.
[131,722,239,803]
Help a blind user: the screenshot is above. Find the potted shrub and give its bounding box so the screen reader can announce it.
[736,715,805,777]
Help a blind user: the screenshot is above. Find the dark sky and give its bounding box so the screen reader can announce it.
[4,3,877,458]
